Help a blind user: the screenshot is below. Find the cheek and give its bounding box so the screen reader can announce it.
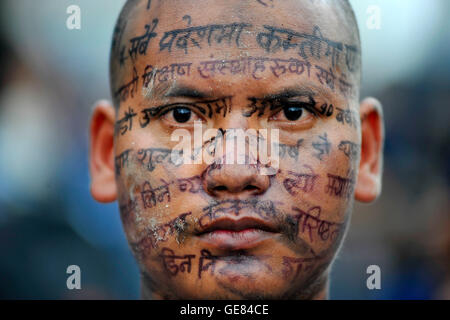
[114,130,175,240]
[114,142,206,264]
[312,127,357,199]
[273,126,358,253]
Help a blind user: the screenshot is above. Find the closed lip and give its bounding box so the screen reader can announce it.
[196,217,279,250]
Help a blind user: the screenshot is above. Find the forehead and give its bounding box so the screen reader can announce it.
[127,0,354,35]
[114,0,359,102]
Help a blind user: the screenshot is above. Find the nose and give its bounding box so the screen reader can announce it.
[202,109,271,197]
[203,162,270,197]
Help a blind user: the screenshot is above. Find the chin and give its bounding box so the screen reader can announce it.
[141,255,330,300]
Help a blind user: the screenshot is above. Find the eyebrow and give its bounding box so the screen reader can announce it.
[262,86,316,101]
[163,84,213,99]
[262,82,339,103]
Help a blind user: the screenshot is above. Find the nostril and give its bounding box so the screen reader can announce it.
[211,184,260,194]
[213,185,228,192]
[243,185,259,191]
[204,164,270,196]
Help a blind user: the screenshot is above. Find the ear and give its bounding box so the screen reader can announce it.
[89,100,117,203]
[354,97,385,203]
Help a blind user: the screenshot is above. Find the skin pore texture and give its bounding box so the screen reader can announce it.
[89,0,384,299]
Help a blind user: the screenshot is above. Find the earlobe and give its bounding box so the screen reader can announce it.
[354,97,385,203]
[89,100,118,203]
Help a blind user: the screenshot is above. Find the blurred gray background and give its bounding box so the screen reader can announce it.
[0,0,448,299]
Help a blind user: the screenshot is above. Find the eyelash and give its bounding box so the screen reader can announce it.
[270,101,319,119]
[158,104,205,122]
[155,104,189,116]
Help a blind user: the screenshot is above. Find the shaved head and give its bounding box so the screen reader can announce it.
[109,0,361,109]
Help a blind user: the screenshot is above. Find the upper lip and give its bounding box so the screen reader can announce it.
[196,217,279,235]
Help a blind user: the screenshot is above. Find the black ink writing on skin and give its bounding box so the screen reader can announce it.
[161,248,270,280]
[242,93,316,118]
[338,140,359,160]
[242,97,279,117]
[119,45,128,67]
[277,139,304,161]
[256,25,359,73]
[143,96,233,120]
[115,66,139,103]
[142,62,192,90]
[112,18,128,65]
[134,175,203,211]
[177,175,203,193]
[199,133,225,159]
[316,66,356,98]
[159,247,196,276]
[159,21,251,54]
[136,147,184,172]
[198,249,219,279]
[189,129,265,162]
[135,144,226,172]
[141,179,172,209]
[129,19,158,60]
[112,57,352,106]
[142,244,331,281]
[114,149,132,175]
[325,173,355,199]
[283,166,319,195]
[281,255,318,280]
[312,133,331,160]
[318,103,334,117]
[291,205,342,243]
[154,246,326,281]
[315,65,335,91]
[197,56,352,97]
[242,96,313,118]
[112,19,125,51]
[335,107,358,128]
[198,56,311,80]
[115,107,137,136]
[139,107,156,129]
[257,0,274,7]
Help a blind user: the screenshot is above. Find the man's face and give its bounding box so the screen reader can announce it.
[112,0,361,299]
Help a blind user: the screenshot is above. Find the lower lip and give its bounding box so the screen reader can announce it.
[198,228,274,250]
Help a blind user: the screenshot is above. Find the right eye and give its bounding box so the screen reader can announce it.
[161,106,203,124]
[172,107,192,123]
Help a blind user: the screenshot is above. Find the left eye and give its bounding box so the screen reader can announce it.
[282,106,304,121]
[270,104,313,122]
